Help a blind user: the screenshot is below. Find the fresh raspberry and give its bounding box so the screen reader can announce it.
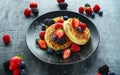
[85,7,92,15]
[54,23,63,30]
[3,34,10,44]
[79,6,84,14]
[24,8,31,17]
[57,0,65,3]
[79,22,86,31]
[71,43,80,52]
[57,19,64,23]
[93,4,100,12]
[30,2,38,8]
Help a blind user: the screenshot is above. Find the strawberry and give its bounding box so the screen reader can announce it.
[79,22,86,31]
[85,7,92,15]
[13,69,21,75]
[63,49,71,59]
[24,8,31,17]
[9,56,21,70]
[38,40,47,49]
[57,0,65,3]
[3,34,10,44]
[72,18,80,28]
[96,73,102,75]
[55,29,64,39]
[30,2,38,8]
[79,6,84,14]
[93,4,100,12]
[39,31,45,39]
[54,23,63,30]
[57,19,64,23]
[71,43,80,52]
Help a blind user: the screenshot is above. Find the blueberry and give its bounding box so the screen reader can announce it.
[57,37,66,45]
[41,24,46,30]
[90,13,95,18]
[20,61,26,69]
[3,61,12,73]
[109,72,116,75]
[56,50,62,55]
[43,19,55,26]
[59,2,68,10]
[63,16,69,20]
[21,69,26,75]
[31,8,39,17]
[52,35,57,42]
[77,27,82,32]
[98,11,103,16]
[47,48,53,54]
[84,3,91,7]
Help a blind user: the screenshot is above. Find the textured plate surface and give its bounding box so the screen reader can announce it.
[26,11,100,65]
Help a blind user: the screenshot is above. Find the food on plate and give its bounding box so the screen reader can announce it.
[36,16,90,59]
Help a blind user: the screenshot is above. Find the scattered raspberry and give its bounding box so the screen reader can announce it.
[93,4,100,12]
[57,0,65,3]
[79,6,84,14]
[24,8,31,17]
[3,34,11,44]
[30,2,38,8]
[85,7,92,15]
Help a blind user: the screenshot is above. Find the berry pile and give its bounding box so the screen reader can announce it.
[3,55,26,75]
[57,0,68,10]
[24,1,39,17]
[36,16,82,59]
[96,65,116,75]
[78,3,103,18]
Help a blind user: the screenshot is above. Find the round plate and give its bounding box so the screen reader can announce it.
[26,11,100,65]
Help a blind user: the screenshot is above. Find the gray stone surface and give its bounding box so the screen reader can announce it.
[0,0,120,75]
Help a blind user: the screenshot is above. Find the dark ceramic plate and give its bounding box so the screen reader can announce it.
[26,11,100,65]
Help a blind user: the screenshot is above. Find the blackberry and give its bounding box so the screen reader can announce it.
[57,37,66,45]
[31,8,39,17]
[98,64,109,75]
[43,19,55,26]
[3,61,12,73]
[41,24,46,30]
[59,2,68,10]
